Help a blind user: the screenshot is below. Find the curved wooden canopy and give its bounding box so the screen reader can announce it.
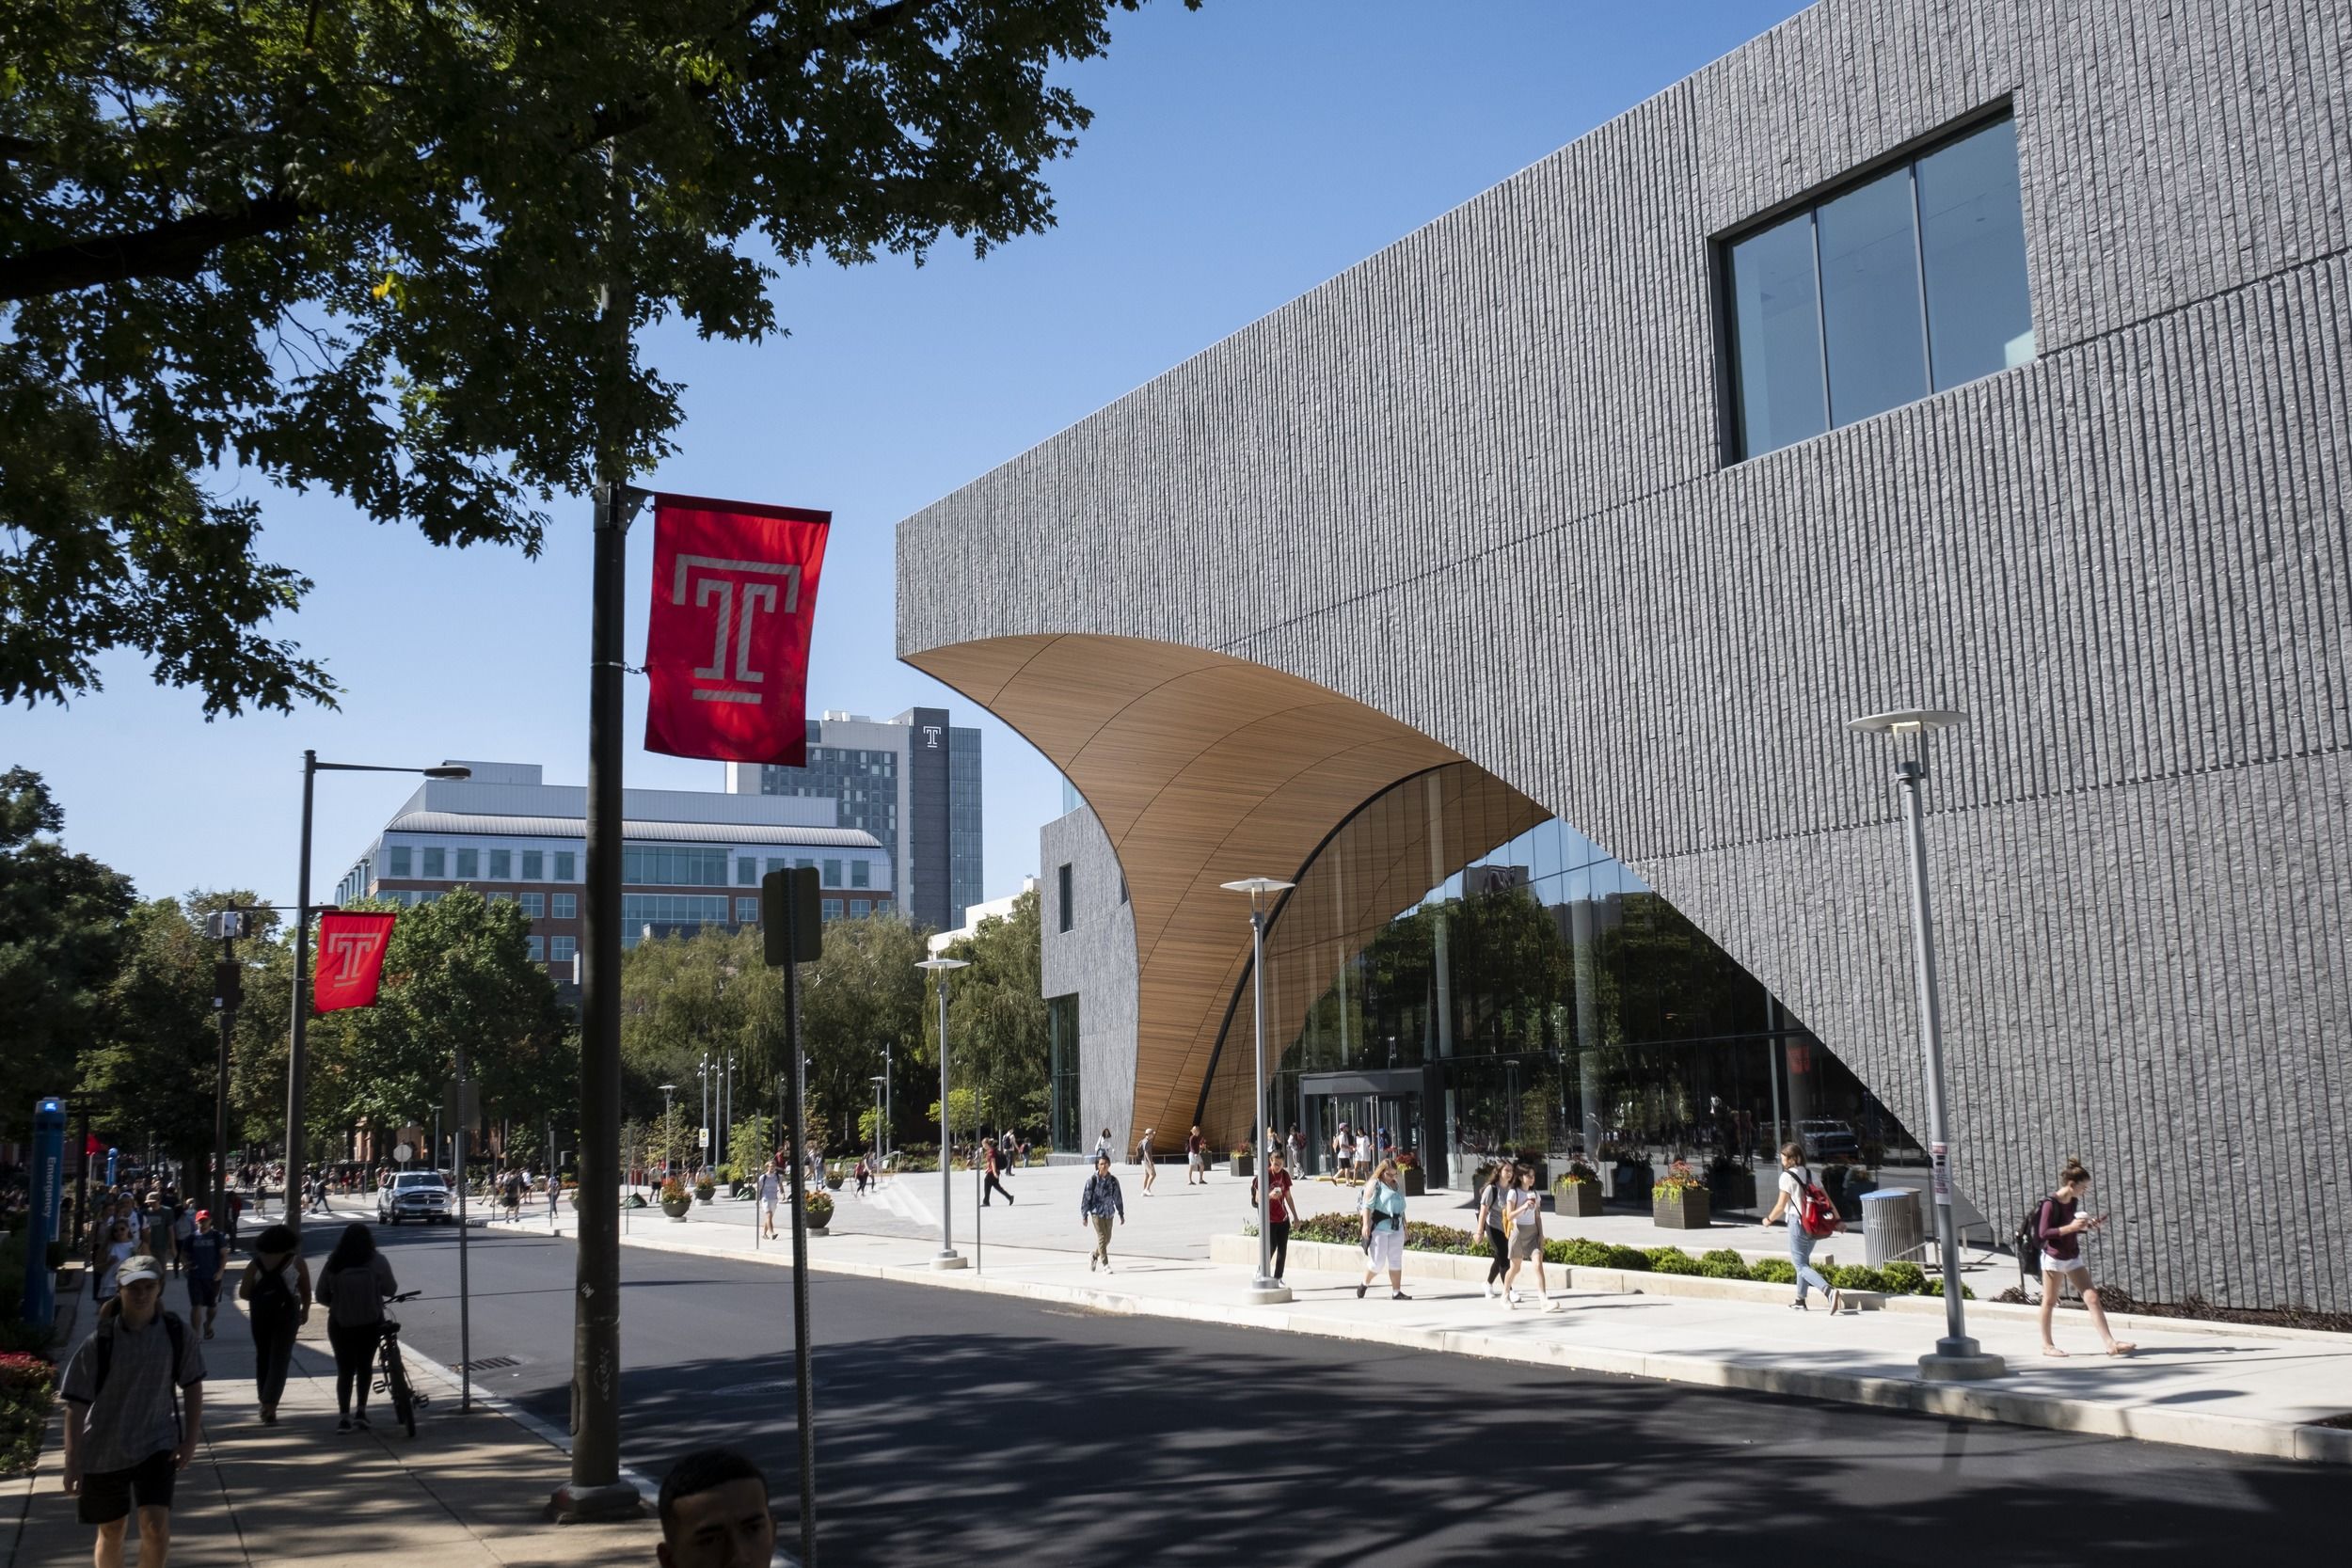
[905,634,1547,1146]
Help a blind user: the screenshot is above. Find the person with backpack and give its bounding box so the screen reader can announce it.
[60,1256,205,1566]
[237,1224,310,1425]
[1501,1162,1558,1311]
[1357,1157,1411,1300]
[981,1138,1014,1206]
[2034,1157,2137,1358]
[1250,1147,1297,1281]
[1079,1152,1126,1273]
[1761,1141,1844,1314]
[1478,1161,1516,1298]
[1136,1127,1157,1195]
[314,1223,398,1432]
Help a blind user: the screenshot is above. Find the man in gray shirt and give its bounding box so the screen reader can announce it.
[60,1254,206,1567]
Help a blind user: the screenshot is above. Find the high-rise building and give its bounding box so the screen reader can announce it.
[723,707,981,932]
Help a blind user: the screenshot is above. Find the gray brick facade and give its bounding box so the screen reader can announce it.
[1040,805,1140,1154]
[898,0,2352,1309]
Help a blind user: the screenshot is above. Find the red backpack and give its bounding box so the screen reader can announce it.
[1793,1167,1843,1238]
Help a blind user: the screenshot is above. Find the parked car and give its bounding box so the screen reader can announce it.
[377,1170,453,1225]
[1796,1118,1861,1161]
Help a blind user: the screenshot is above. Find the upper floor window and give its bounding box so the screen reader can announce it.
[823,858,843,887]
[521,849,544,880]
[488,848,512,879]
[623,845,729,886]
[421,847,446,879]
[519,893,546,918]
[1724,113,2031,461]
[1057,863,1073,933]
[850,861,870,889]
[738,858,758,886]
[389,845,412,879]
[552,893,578,919]
[554,851,578,881]
[454,847,480,881]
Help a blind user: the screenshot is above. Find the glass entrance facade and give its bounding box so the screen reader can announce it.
[1214,764,1919,1201]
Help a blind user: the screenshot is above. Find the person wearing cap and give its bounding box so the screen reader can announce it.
[181,1212,229,1341]
[60,1255,206,1566]
[236,1225,310,1426]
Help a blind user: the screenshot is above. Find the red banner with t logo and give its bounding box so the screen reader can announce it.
[643,492,831,766]
[314,911,396,1013]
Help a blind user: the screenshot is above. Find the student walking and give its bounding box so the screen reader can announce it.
[1478,1161,1516,1298]
[92,1220,134,1307]
[1330,1122,1351,1179]
[1185,1125,1208,1185]
[180,1212,229,1339]
[2035,1157,2137,1357]
[981,1140,1014,1206]
[546,1173,562,1227]
[1251,1148,1296,1280]
[59,1256,206,1568]
[1357,1158,1410,1300]
[1353,1128,1375,1182]
[1761,1143,1843,1314]
[314,1224,398,1432]
[237,1225,310,1425]
[756,1164,784,1240]
[1136,1128,1157,1195]
[1079,1154,1125,1272]
[1092,1127,1115,1164]
[1502,1164,1557,1310]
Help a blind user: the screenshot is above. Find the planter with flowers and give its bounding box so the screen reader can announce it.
[1552,1161,1604,1218]
[693,1174,716,1205]
[804,1188,834,1236]
[1229,1149,1253,1179]
[660,1177,692,1221]
[1651,1162,1711,1229]
[1395,1149,1426,1196]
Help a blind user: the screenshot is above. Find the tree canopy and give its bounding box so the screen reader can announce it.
[0,767,134,1136]
[1,0,1188,714]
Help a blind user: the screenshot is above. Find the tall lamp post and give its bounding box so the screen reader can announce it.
[1221,876,1295,1306]
[881,1042,893,1164]
[1847,708,2004,1382]
[284,756,469,1234]
[659,1084,677,1179]
[869,1076,886,1167]
[915,957,969,1269]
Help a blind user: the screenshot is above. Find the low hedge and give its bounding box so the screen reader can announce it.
[0,1351,53,1479]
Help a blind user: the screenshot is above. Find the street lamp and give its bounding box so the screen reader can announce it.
[881,1041,893,1164]
[659,1084,677,1178]
[284,755,469,1233]
[870,1076,886,1167]
[914,957,969,1269]
[1847,708,2004,1381]
[1221,876,1295,1306]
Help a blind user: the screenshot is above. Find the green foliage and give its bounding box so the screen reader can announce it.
[0,1347,55,1479]
[79,894,236,1175]
[1603,1245,1653,1273]
[729,1114,774,1170]
[1923,1277,1976,1300]
[0,769,134,1140]
[1827,1264,1890,1293]
[1880,1261,1928,1294]
[1,0,1193,715]
[927,1087,982,1138]
[1549,1238,1614,1268]
[1698,1249,1754,1280]
[1751,1257,1798,1285]
[1646,1246,1704,1275]
[804,1189,835,1227]
[926,890,1051,1136]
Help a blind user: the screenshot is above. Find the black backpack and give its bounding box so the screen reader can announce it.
[2012,1199,2046,1276]
[91,1311,191,1440]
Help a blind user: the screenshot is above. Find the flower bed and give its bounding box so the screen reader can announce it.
[0,1351,56,1478]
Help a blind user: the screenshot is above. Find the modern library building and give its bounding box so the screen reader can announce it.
[897,0,2352,1310]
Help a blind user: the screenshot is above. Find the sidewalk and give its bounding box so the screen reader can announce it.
[6,1257,657,1568]
[614,1196,2352,1467]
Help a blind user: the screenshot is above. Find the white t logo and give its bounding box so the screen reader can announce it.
[673,555,802,705]
[326,930,385,981]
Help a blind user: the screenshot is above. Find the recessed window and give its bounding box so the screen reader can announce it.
[823,858,843,887]
[552,893,577,919]
[550,936,576,964]
[522,850,544,880]
[821,897,845,922]
[554,851,577,881]
[737,897,759,923]
[389,845,412,878]
[738,858,758,886]
[421,847,446,879]
[850,861,870,889]
[488,849,512,879]
[1057,863,1073,933]
[454,847,480,881]
[520,893,546,918]
[527,935,546,962]
[1724,113,2031,461]
[849,898,870,918]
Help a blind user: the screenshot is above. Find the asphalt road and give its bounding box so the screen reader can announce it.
[308,1212,2335,1564]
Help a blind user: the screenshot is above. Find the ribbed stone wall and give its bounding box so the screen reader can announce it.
[898,0,2352,1307]
[1041,807,1138,1153]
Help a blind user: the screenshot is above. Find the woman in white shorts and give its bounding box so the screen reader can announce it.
[1357,1159,1410,1300]
[2036,1157,2135,1357]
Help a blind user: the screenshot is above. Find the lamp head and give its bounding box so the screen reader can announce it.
[423,766,472,780]
[1219,877,1296,897]
[1846,709,1966,738]
[915,958,969,974]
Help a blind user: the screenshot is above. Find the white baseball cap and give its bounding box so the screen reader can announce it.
[116,1256,164,1287]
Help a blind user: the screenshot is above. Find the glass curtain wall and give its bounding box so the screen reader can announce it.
[1224,764,1918,1206]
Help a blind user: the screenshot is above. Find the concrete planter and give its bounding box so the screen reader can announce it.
[1652,1188,1711,1228]
[661,1198,692,1222]
[1555,1180,1603,1218]
[1230,1154,1253,1179]
[1400,1166,1427,1196]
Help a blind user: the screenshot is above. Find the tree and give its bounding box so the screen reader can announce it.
[925,890,1049,1137]
[0,768,134,1135]
[798,910,927,1152]
[3,0,1191,714]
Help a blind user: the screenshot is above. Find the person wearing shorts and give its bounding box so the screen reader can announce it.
[756,1164,783,1241]
[2036,1157,2136,1357]
[1501,1163,1557,1310]
[61,1256,206,1566]
[1185,1126,1207,1185]
[180,1212,229,1339]
[1357,1159,1410,1300]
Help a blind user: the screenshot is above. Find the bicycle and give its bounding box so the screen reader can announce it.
[376,1290,429,1437]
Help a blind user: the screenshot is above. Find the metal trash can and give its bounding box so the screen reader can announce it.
[1861,1188,1923,1266]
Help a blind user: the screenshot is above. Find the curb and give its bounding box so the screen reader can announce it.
[610,1224,2352,1467]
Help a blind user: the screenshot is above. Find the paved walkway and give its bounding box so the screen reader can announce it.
[600,1183,2352,1467]
[5,1259,659,1568]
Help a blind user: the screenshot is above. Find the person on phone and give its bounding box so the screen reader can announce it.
[2037,1157,2136,1357]
[1478,1161,1516,1298]
[1250,1148,1295,1281]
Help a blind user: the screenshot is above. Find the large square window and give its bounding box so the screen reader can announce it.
[554,851,577,881]
[552,893,578,919]
[521,850,543,880]
[850,860,870,889]
[488,848,512,879]
[421,847,446,879]
[389,845,412,879]
[454,847,479,881]
[1724,113,2031,460]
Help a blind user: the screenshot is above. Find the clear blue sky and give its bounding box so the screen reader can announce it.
[11,0,1808,911]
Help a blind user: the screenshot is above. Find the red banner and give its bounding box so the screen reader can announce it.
[314,911,397,1013]
[643,492,831,765]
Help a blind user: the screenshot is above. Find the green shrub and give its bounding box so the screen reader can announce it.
[1751,1257,1797,1285]
[1646,1247,1704,1275]
[1551,1238,1613,1268]
[1604,1244,1652,1273]
[1697,1249,1753,1280]
[1923,1277,1976,1300]
[1879,1260,1928,1295]
[1828,1264,1890,1293]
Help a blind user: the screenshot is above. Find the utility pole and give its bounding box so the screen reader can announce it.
[550,137,645,1526]
[206,911,245,1225]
